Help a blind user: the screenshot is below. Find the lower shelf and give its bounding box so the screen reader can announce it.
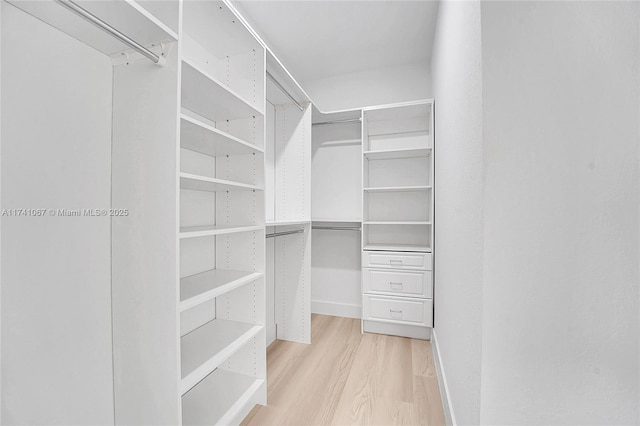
[182,369,265,426]
[181,319,263,395]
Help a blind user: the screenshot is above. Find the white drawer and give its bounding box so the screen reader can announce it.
[362,251,432,270]
[363,295,433,326]
[363,269,432,298]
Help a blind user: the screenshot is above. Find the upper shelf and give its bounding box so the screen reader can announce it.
[180,112,264,157]
[7,0,177,57]
[181,58,264,122]
[364,148,431,160]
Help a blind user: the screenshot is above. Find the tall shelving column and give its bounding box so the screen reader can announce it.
[361,100,434,340]
[179,1,266,424]
[265,59,312,344]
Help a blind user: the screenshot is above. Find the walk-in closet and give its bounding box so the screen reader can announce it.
[2,1,639,425]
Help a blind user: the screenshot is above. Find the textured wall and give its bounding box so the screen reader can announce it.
[480,2,640,424]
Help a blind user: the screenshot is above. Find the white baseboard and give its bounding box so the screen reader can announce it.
[363,320,431,340]
[431,330,456,426]
[311,300,361,319]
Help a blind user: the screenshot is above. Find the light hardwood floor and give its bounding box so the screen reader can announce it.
[241,314,445,426]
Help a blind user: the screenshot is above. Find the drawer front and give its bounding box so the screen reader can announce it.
[363,295,433,326]
[363,251,432,270]
[363,269,432,298]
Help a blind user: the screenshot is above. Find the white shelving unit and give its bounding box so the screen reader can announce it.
[179,1,266,425]
[361,101,435,340]
[2,0,433,423]
[264,52,312,345]
[1,0,182,424]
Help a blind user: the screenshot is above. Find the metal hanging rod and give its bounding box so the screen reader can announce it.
[266,71,304,112]
[266,229,305,238]
[312,118,361,126]
[55,0,164,66]
[312,226,361,231]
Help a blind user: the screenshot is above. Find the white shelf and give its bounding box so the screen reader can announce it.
[180,270,263,312]
[181,319,263,395]
[7,0,178,57]
[180,225,263,239]
[364,243,431,253]
[181,58,263,122]
[311,218,362,223]
[180,112,264,157]
[266,219,311,226]
[363,221,431,225]
[182,369,264,426]
[180,173,262,192]
[363,186,431,193]
[367,129,429,138]
[364,148,431,160]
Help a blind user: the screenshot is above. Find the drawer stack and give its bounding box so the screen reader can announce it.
[362,251,433,339]
[360,101,434,340]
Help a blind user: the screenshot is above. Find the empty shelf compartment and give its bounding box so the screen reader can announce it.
[180,269,263,312]
[181,318,263,395]
[182,369,264,426]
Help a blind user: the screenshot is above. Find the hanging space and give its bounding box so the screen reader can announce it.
[264,53,312,345]
[310,108,363,319]
[1,0,180,424]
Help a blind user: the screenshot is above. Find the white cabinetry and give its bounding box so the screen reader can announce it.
[2,0,267,424]
[361,101,434,340]
[179,1,266,423]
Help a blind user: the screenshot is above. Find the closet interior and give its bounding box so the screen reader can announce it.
[311,108,363,319]
[0,0,433,424]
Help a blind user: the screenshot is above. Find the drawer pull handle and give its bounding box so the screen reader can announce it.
[390,260,403,265]
[389,309,403,318]
[389,282,403,288]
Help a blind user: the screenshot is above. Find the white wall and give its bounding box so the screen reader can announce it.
[479,1,639,424]
[311,229,362,318]
[430,1,484,424]
[302,62,431,112]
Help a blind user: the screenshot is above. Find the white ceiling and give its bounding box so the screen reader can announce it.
[235,1,439,83]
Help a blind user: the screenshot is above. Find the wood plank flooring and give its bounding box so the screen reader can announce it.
[241,314,445,426]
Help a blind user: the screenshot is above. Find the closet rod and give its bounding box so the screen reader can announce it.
[312,226,361,231]
[55,0,164,66]
[266,71,304,112]
[266,229,305,238]
[312,118,361,126]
